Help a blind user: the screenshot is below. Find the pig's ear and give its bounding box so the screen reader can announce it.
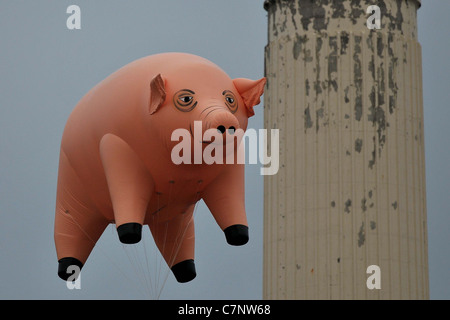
[232,77,266,117]
[149,73,166,115]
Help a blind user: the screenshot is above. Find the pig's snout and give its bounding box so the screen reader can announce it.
[207,110,240,135]
[217,125,236,135]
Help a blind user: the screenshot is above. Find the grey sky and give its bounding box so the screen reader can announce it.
[0,0,448,299]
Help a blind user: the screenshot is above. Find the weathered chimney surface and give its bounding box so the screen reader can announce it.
[263,0,428,299]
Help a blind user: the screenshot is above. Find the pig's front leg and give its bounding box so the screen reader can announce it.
[99,133,154,244]
[202,163,249,246]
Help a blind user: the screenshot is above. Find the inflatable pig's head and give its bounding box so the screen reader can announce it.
[146,54,266,159]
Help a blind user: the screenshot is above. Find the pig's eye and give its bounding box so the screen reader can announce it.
[223,90,238,114]
[173,89,197,112]
[179,96,193,103]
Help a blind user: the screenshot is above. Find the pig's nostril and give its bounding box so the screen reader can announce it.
[217,125,226,134]
[228,126,236,134]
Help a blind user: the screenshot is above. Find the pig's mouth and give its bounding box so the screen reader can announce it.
[189,123,236,145]
[189,123,213,144]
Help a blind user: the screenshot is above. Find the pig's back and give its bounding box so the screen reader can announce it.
[62,52,217,151]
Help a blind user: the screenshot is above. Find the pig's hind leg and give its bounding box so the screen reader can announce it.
[147,205,196,283]
[54,150,108,281]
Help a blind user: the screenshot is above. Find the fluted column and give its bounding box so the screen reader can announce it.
[263,0,428,299]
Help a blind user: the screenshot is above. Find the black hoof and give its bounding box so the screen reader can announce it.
[117,222,142,244]
[58,257,83,281]
[171,259,196,283]
[224,224,249,246]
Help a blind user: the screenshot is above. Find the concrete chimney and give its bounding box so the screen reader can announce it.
[263,0,428,299]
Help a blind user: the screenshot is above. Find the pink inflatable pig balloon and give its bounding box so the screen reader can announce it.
[54,52,265,283]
